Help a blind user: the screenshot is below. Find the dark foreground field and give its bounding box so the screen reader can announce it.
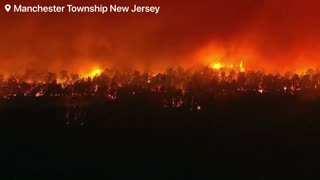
[1,96,320,179]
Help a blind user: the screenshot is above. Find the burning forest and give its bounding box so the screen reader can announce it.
[3,1,320,178]
[1,65,320,107]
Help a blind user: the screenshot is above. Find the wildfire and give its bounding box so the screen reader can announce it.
[209,61,246,72]
[211,63,222,70]
[82,68,102,78]
[240,60,245,72]
[91,69,102,77]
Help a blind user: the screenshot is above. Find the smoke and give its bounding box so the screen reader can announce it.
[1,0,320,75]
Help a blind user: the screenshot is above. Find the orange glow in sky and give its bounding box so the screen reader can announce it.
[1,0,320,75]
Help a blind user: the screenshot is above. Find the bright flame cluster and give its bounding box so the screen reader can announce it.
[82,68,102,78]
[210,61,245,72]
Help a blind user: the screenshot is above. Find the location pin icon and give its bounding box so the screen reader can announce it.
[5,4,11,12]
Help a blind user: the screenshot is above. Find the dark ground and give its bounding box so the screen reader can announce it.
[1,96,320,179]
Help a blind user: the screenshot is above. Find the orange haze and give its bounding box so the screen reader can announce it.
[1,0,320,76]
